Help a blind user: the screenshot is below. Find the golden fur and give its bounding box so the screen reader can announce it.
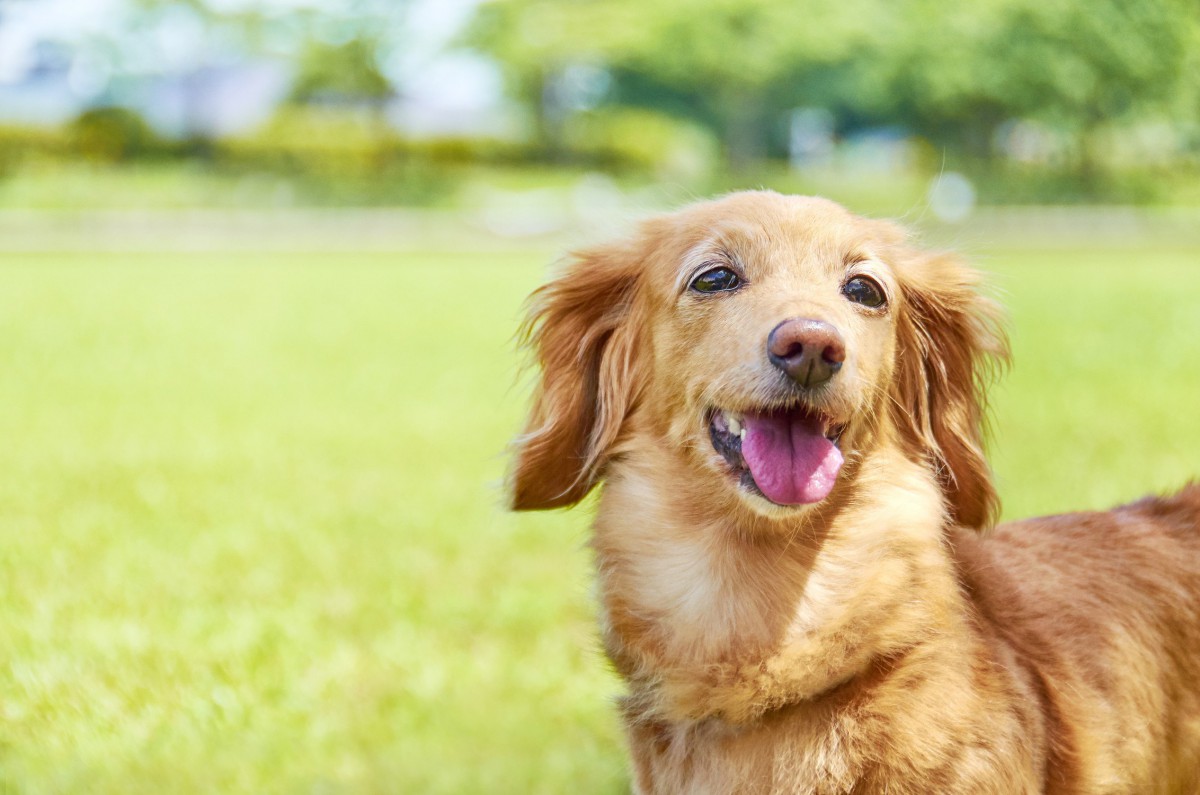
[509,191,1200,794]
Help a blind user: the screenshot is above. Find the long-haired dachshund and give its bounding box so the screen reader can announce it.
[509,191,1200,794]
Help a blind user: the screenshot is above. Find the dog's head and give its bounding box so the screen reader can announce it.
[509,192,1007,529]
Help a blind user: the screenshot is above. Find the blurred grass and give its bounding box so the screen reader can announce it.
[986,245,1200,516]
[0,251,624,794]
[0,239,1197,794]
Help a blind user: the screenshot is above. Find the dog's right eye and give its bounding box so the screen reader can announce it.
[842,276,887,309]
[690,267,741,294]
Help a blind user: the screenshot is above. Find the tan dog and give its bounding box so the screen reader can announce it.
[509,191,1200,794]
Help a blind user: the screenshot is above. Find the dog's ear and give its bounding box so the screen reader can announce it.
[509,241,646,511]
[890,248,1009,530]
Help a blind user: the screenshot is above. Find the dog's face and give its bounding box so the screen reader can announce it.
[646,197,900,513]
[511,192,1007,529]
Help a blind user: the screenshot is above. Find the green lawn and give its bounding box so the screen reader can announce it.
[0,241,1197,794]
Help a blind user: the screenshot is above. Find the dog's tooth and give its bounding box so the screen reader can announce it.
[739,428,746,440]
[727,414,743,436]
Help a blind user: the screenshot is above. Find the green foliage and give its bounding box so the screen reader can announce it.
[562,108,718,178]
[0,126,69,177]
[213,107,546,205]
[472,0,1200,170]
[470,0,882,162]
[67,107,167,163]
[208,105,692,204]
[290,37,393,103]
[223,106,397,177]
[881,0,1195,150]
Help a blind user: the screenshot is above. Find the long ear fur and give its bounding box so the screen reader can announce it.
[891,249,1009,530]
[509,242,645,510]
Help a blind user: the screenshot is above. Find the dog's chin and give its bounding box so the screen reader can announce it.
[707,404,846,514]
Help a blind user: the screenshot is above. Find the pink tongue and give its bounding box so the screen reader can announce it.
[741,410,844,505]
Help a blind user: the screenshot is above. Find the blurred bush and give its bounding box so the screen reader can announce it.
[0,126,67,177]
[67,107,171,164]
[214,106,540,205]
[207,105,701,205]
[563,108,718,181]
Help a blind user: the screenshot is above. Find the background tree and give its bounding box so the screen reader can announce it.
[471,0,891,165]
[472,0,1200,174]
[290,37,393,105]
[882,0,1199,171]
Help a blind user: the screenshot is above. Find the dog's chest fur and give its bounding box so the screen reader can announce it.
[592,446,1047,794]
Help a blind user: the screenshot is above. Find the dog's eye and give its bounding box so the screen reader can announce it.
[842,276,886,309]
[690,267,741,294]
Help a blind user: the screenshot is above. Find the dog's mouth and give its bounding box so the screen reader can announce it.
[709,406,845,506]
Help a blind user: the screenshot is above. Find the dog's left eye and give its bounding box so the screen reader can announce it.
[842,276,886,309]
[690,267,741,294]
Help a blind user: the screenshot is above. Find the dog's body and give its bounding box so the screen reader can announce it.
[509,192,1200,793]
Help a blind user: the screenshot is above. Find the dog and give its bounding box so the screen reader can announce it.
[508,191,1200,794]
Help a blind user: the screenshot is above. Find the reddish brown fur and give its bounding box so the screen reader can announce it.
[509,192,1200,794]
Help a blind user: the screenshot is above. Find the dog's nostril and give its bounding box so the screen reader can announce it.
[767,318,846,388]
[778,341,805,361]
[822,340,846,365]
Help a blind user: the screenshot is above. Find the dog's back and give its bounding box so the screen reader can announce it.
[956,483,1200,793]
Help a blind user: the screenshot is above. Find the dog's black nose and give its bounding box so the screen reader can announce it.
[767,318,845,388]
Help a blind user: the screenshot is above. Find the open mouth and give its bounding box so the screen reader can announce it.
[709,406,845,506]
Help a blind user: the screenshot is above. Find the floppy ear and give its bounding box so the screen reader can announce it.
[509,241,646,511]
[890,249,1009,530]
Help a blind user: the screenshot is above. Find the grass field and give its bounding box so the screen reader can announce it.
[1,238,1198,794]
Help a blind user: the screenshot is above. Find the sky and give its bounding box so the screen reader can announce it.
[0,0,498,114]
[0,0,501,129]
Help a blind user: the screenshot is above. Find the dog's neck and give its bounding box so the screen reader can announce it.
[592,440,966,725]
